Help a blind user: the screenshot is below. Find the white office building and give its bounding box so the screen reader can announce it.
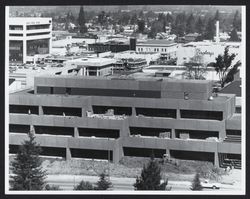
[9,17,52,64]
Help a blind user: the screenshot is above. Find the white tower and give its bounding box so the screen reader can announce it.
[215,20,220,43]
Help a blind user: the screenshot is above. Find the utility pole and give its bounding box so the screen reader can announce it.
[108,137,110,181]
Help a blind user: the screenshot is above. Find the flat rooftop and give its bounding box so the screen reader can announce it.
[66,57,116,67]
[9,17,52,24]
[137,40,177,46]
[36,73,213,85]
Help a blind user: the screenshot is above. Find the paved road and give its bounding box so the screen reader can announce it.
[45,175,241,192]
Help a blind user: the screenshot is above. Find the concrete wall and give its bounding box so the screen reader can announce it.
[10,93,235,120]
[34,76,214,100]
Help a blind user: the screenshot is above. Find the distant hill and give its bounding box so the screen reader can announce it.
[10,5,241,15]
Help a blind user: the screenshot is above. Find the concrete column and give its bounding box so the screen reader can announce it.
[66,148,72,161]
[82,108,86,117]
[23,40,27,64]
[132,107,136,116]
[74,127,79,138]
[171,129,175,139]
[39,106,43,115]
[112,147,123,164]
[165,148,170,156]
[83,67,86,76]
[219,130,227,140]
[176,109,180,119]
[214,152,219,167]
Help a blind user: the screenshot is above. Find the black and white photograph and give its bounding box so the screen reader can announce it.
[4,4,245,195]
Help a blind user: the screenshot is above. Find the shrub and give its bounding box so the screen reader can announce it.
[10,132,47,190]
[74,180,94,190]
[134,156,167,190]
[191,173,203,191]
[95,173,112,190]
[45,184,61,190]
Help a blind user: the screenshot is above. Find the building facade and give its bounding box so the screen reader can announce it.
[9,76,241,168]
[176,41,241,66]
[65,57,116,77]
[136,40,177,60]
[9,17,52,64]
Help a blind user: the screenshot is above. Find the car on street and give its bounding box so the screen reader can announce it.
[201,180,220,189]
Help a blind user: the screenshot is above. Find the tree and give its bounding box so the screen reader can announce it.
[184,52,207,80]
[78,6,87,34]
[229,28,240,41]
[130,13,138,25]
[98,11,107,26]
[214,10,220,21]
[211,46,241,88]
[195,17,204,35]
[74,180,94,190]
[148,21,164,38]
[10,132,47,190]
[134,156,167,190]
[232,10,241,31]
[166,13,173,24]
[191,173,203,191]
[186,14,195,34]
[172,12,186,37]
[95,173,112,190]
[137,20,145,33]
[204,18,215,40]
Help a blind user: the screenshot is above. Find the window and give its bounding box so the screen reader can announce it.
[135,108,176,118]
[180,110,223,121]
[27,39,49,56]
[66,88,71,95]
[27,32,50,36]
[9,33,23,37]
[27,24,50,30]
[9,25,23,30]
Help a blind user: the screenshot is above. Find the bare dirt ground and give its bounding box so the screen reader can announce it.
[38,156,240,183]
[9,155,241,183]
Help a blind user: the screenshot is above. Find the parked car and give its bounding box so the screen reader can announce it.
[201,180,220,189]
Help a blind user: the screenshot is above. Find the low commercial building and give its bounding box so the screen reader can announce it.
[9,17,52,64]
[88,40,133,54]
[136,40,177,60]
[65,57,116,76]
[184,33,200,43]
[113,50,160,65]
[176,41,241,66]
[9,75,241,168]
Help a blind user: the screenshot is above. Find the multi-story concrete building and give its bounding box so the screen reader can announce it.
[9,76,241,168]
[9,17,52,64]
